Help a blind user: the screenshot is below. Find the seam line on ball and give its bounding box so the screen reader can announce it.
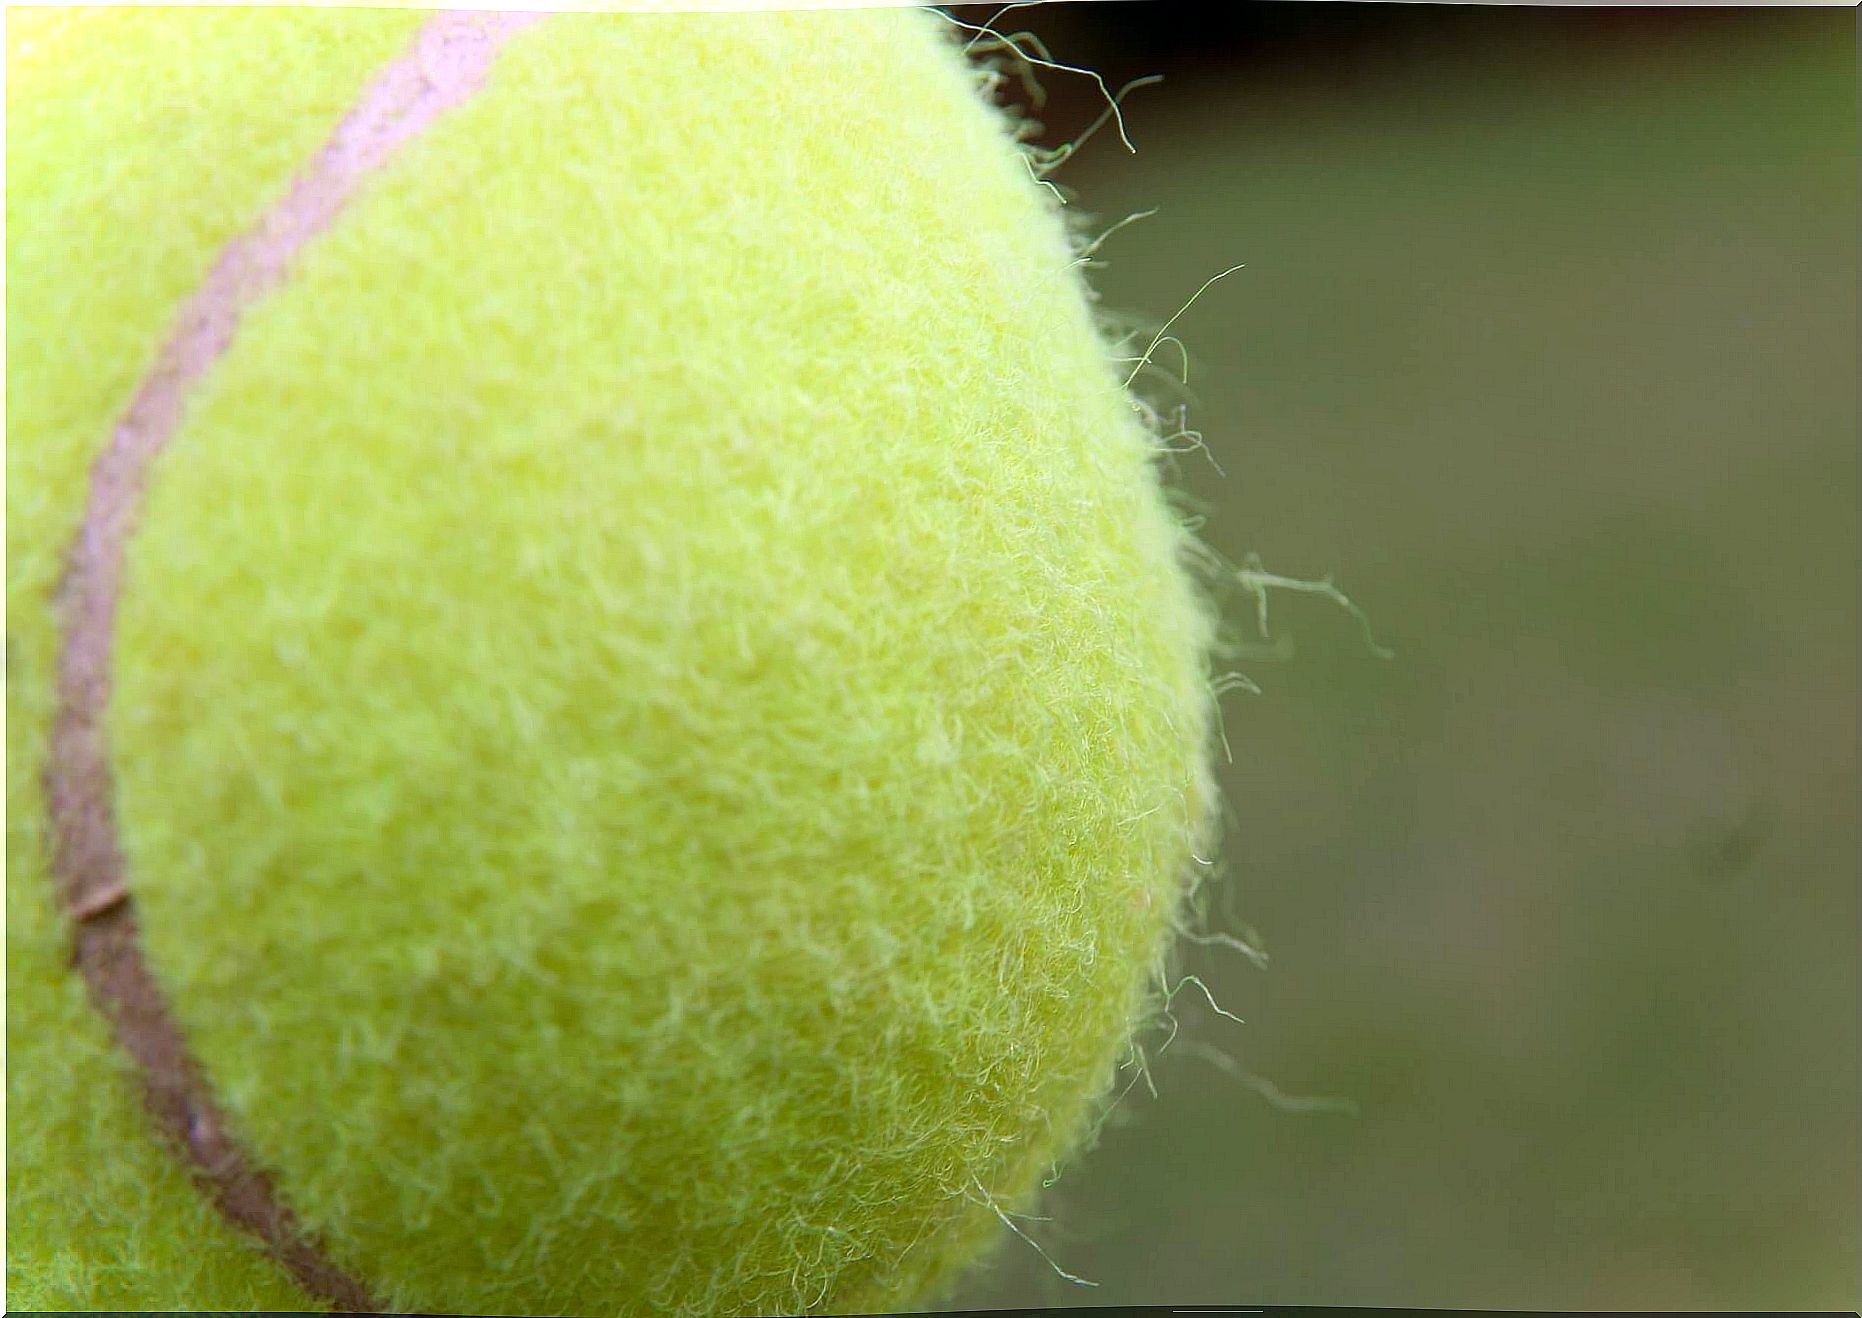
[42,11,546,1311]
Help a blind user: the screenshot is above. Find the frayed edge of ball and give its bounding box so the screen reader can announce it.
[927,6,1394,1298]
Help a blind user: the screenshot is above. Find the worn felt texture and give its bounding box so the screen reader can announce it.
[5,7,1216,1315]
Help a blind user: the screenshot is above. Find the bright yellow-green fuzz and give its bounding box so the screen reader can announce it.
[6,8,1214,1316]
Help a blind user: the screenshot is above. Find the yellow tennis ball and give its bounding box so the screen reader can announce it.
[5,7,1215,1315]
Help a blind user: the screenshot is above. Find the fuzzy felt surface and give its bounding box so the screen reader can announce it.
[6,8,1215,1316]
[5,10,428,1310]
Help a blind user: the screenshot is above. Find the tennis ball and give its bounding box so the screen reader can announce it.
[6,7,1215,1315]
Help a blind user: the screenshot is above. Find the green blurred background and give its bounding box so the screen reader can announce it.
[943,4,1856,1311]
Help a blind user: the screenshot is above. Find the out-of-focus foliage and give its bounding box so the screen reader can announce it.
[947,5,1856,1310]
